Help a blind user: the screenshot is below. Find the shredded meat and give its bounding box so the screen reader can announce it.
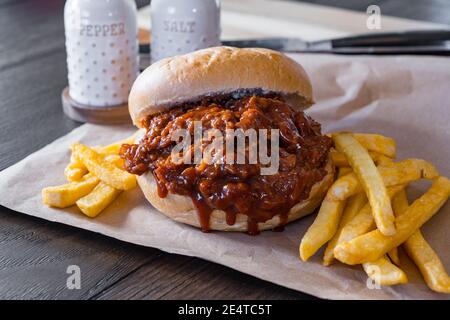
[120,95,332,234]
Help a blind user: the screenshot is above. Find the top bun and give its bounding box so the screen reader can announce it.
[129,46,314,127]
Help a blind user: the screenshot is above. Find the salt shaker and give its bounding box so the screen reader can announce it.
[64,0,139,109]
[151,0,221,63]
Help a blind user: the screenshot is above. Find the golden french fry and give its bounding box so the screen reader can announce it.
[333,133,395,236]
[352,133,396,158]
[71,143,136,190]
[408,159,440,179]
[337,166,352,178]
[323,192,367,266]
[326,173,363,201]
[332,185,404,256]
[394,190,450,293]
[404,230,450,293]
[330,150,350,167]
[379,159,439,186]
[76,182,121,218]
[331,150,394,168]
[328,159,438,202]
[299,195,346,261]
[64,153,88,181]
[392,189,409,216]
[104,154,125,169]
[95,135,136,155]
[65,135,135,181]
[42,173,100,208]
[363,256,408,286]
[331,133,396,158]
[387,190,410,266]
[335,203,374,246]
[373,153,394,167]
[334,177,450,265]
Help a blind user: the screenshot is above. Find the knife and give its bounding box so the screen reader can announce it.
[221,30,450,55]
[139,30,450,69]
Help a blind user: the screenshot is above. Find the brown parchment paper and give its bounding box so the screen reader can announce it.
[0,54,449,300]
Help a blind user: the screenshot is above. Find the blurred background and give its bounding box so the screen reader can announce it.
[135,0,450,25]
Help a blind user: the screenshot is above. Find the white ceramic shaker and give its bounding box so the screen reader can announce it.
[150,0,221,63]
[64,0,139,107]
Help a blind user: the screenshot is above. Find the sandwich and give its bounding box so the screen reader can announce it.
[120,46,334,235]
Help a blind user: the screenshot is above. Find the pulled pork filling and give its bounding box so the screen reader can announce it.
[120,95,332,234]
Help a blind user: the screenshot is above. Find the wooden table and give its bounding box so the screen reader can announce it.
[0,0,448,300]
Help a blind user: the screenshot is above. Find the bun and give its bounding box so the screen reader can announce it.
[136,157,334,232]
[129,46,314,127]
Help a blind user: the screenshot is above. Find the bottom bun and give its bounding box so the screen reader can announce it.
[137,158,334,232]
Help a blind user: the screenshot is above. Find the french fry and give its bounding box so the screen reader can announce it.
[387,190,410,266]
[374,153,394,167]
[352,133,396,158]
[330,150,346,167]
[64,153,88,181]
[330,150,350,167]
[323,192,367,266]
[71,143,136,190]
[387,248,400,266]
[331,133,396,158]
[335,203,374,246]
[42,173,100,208]
[332,185,405,254]
[331,150,394,168]
[64,135,136,181]
[104,154,125,168]
[328,159,439,202]
[95,135,136,155]
[363,256,408,286]
[76,182,121,218]
[392,189,409,216]
[299,192,346,261]
[326,173,363,201]
[337,167,352,178]
[404,230,450,293]
[380,159,439,185]
[333,133,395,236]
[334,177,450,265]
[394,190,450,293]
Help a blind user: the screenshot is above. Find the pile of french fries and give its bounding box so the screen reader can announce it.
[300,132,450,293]
[42,136,136,218]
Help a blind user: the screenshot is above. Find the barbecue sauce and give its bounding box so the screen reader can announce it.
[120,95,332,234]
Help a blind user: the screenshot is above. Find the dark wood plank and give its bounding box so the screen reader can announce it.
[0,0,167,300]
[0,0,79,171]
[93,254,310,300]
[0,206,160,299]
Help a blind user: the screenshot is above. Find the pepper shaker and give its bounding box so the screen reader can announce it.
[150,0,221,63]
[63,0,139,123]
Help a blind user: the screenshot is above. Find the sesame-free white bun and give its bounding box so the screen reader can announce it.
[129,46,314,127]
[137,157,333,232]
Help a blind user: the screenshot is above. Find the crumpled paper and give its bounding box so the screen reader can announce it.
[0,54,449,299]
